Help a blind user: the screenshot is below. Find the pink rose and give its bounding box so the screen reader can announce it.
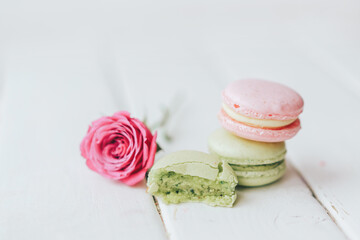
[80,111,157,186]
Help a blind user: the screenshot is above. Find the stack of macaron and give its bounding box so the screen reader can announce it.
[209,79,304,187]
[147,79,304,207]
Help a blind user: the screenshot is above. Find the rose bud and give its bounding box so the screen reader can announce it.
[80,111,157,186]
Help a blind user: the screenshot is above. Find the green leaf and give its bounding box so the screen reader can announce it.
[156,142,162,153]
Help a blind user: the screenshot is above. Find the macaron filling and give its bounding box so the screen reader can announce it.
[209,148,286,166]
[230,160,284,172]
[222,103,296,129]
[234,161,286,187]
[148,169,236,207]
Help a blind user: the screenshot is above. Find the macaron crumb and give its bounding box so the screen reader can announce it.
[147,150,238,207]
[149,170,236,207]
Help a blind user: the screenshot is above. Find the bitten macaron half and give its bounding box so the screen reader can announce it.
[147,150,238,207]
[219,79,304,142]
[208,128,286,187]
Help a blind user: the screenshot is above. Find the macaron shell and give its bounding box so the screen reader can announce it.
[208,128,286,165]
[222,79,304,121]
[218,109,301,142]
[148,150,238,184]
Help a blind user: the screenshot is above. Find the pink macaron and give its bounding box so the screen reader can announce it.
[219,79,304,142]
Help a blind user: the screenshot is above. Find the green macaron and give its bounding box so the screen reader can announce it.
[208,128,286,187]
[147,150,238,207]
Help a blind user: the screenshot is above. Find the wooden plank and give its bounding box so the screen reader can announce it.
[0,46,167,240]
[287,37,360,239]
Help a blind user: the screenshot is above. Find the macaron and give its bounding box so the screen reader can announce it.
[208,128,286,187]
[147,150,238,207]
[219,79,304,142]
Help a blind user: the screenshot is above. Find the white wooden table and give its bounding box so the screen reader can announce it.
[1,1,360,239]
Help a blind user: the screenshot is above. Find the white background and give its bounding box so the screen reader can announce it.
[1,0,360,239]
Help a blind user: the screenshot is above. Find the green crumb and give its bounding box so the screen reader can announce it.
[150,171,236,207]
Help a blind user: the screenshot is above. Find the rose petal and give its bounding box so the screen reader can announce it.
[120,168,147,186]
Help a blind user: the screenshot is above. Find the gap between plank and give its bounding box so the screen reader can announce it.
[291,164,350,240]
[152,196,171,240]
[0,77,7,128]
